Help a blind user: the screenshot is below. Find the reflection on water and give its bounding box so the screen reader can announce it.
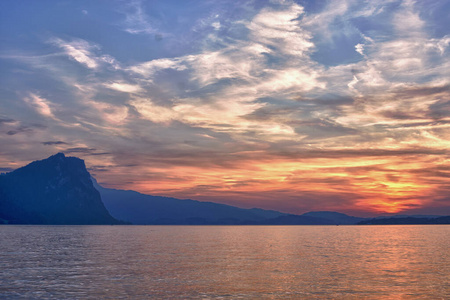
[0,225,449,299]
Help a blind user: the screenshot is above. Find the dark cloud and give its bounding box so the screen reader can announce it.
[357,85,450,121]
[243,106,295,122]
[64,147,110,156]
[429,100,450,119]
[297,94,355,106]
[65,147,97,153]
[379,111,420,120]
[395,84,450,98]
[292,119,359,140]
[4,123,47,136]
[90,152,112,156]
[100,142,449,173]
[42,141,68,145]
[0,118,15,125]
[269,148,448,160]
[379,120,450,129]
[6,127,33,135]
[87,166,110,172]
[284,175,353,187]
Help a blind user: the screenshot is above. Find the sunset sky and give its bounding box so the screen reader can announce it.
[1,0,449,216]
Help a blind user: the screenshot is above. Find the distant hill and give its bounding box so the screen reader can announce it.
[301,211,366,225]
[94,179,373,225]
[358,216,450,225]
[93,178,286,225]
[371,214,444,219]
[0,153,121,224]
[246,214,337,225]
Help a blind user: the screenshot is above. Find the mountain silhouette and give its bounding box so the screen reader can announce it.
[358,216,450,225]
[301,211,366,225]
[93,179,374,225]
[93,177,286,225]
[0,153,121,224]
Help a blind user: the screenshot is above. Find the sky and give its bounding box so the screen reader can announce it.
[0,0,449,217]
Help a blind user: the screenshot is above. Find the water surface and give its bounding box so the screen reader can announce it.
[1,225,449,299]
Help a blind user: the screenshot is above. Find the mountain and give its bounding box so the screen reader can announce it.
[371,214,444,219]
[301,211,366,225]
[94,179,372,225]
[249,211,368,225]
[246,214,337,225]
[0,153,121,224]
[358,216,450,225]
[93,178,286,225]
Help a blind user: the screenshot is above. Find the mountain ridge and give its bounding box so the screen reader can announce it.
[93,177,287,225]
[358,216,450,225]
[0,153,121,224]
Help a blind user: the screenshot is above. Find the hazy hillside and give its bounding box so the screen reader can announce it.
[358,216,450,225]
[301,211,366,225]
[94,178,286,225]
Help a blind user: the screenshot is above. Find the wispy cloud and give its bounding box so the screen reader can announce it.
[104,82,143,93]
[23,93,55,118]
[49,38,100,69]
[120,0,158,35]
[129,57,187,78]
[248,3,312,57]
[129,98,176,124]
[49,37,119,70]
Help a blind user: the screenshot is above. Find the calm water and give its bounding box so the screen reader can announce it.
[0,225,449,299]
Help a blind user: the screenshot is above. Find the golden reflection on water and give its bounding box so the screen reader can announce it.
[0,225,449,299]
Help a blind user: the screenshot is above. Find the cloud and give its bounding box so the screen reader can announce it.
[129,98,177,124]
[7,129,28,136]
[120,0,158,35]
[120,1,323,140]
[129,58,187,78]
[392,0,424,36]
[50,38,100,69]
[64,147,110,156]
[2,123,46,137]
[355,43,364,55]
[89,102,129,125]
[211,21,221,31]
[248,3,313,57]
[23,93,55,118]
[104,82,143,93]
[42,141,68,145]
[47,37,120,71]
[0,117,15,125]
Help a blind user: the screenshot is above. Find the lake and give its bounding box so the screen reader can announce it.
[0,225,449,299]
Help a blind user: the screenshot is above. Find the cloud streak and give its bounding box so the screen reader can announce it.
[23,93,55,118]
